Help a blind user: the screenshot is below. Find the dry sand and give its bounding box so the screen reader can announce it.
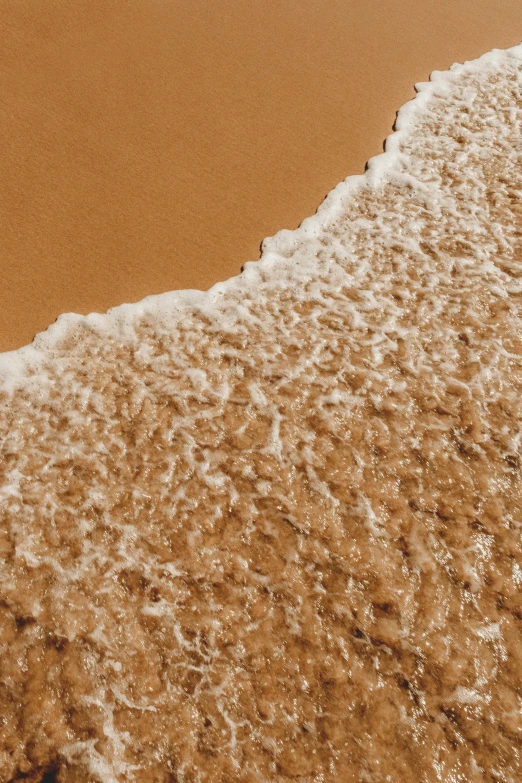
[0,0,521,352]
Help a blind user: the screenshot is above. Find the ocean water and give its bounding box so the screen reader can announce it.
[1,44,522,783]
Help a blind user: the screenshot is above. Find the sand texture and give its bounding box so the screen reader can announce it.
[1,0,522,351]
[1,44,522,781]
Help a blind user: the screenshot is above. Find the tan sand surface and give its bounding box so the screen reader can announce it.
[0,0,521,352]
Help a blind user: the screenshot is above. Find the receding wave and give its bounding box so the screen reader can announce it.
[1,44,522,783]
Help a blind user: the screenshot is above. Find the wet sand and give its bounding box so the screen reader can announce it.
[0,0,521,352]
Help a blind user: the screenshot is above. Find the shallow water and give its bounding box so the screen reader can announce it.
[1,45,522,783]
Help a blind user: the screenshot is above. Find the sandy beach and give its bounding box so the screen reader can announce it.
[2,5,522,782]
[0,0,521,351]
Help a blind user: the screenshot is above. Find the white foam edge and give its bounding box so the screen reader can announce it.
[1,41,521,393]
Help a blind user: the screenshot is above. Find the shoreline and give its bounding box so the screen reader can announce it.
[1,39,521,778]
[1,42,521,379]
[1,0,521,352]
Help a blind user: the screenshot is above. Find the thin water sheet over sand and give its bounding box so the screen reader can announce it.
[1,45,522,782]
